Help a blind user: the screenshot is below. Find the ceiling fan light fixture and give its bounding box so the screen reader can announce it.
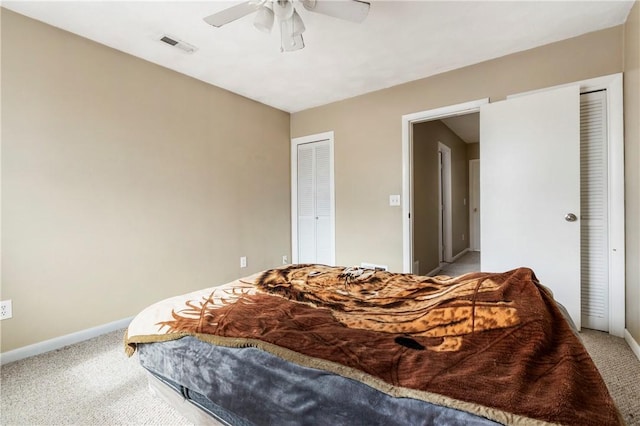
[203,0,371,52]
[291,9,306,36]
[273,0,294,20]
[254,6,274,33]
[280,19,305,52]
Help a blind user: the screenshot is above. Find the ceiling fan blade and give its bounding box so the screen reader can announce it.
[300,0,370,23]
[203,1,261,27]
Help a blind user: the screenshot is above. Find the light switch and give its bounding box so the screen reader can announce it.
[389,194,401,206]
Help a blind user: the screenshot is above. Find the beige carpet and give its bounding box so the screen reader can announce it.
[580,329,640,425]
[1,330,191,426]
[1,327,638,425]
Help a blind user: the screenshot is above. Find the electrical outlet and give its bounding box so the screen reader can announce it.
[282,255,288,265]
[240,256,247,268]
[0,300,13,320]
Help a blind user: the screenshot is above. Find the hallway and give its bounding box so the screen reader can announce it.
[432,251,480,276]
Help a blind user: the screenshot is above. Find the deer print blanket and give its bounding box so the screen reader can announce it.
[125,265,622,426]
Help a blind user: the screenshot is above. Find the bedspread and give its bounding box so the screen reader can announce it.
[125,265,622,426]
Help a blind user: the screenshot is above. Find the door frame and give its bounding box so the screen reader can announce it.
[401,99,489,273]
[291,131,336,265]
[509,73,625,337]
[469,159,480,251]
[401,73,624,337]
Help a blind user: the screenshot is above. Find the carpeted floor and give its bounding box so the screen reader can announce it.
[1,326,639,425]
[436,250,482,276]
[0,330,192,426]
[580,329,640,425]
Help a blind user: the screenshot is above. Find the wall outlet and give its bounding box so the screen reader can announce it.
[240,256,247,268]
[389,194,401,207]
[282,255,288,265]
[0,300,13,320]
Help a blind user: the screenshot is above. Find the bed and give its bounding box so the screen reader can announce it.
[125,264,623,425]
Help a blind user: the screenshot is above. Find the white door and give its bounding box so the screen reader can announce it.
[480,85,581,329]
[469,159,480,251]
[293,135,335,265]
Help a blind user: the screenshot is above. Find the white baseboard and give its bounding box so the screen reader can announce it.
[426,265,442,276]
[0,316,133,365]
[423,249,472,276]
[451,248,470,262]
[624,329,640,362]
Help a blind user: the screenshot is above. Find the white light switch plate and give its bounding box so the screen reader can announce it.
[389,194,401,206]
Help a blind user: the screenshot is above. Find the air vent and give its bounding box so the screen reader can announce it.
[159,35,198,54]
[160,36,178,46]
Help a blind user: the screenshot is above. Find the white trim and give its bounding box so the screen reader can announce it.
[425,265,443,276]
[507,74,623,99]
[469,159,480,251]
[425,248,470,277]
[603,75,625,338]
[624,329,640,362]
[451,247,470,262]
[0,316,133,365]
[509,73,625,337]
[291,131,336,265]
[401,99,490,273]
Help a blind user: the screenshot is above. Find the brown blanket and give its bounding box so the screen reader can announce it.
[125,265,622,426]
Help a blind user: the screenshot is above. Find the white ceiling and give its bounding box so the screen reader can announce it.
[441,113,479,144]
[2,1,634,113]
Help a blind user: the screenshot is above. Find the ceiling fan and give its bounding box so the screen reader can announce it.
[203,0,371,52]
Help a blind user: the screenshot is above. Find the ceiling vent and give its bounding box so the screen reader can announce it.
[159,35,198,54]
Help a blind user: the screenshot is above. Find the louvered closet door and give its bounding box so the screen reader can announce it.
[297,140,331,265]
[581,91,609,331]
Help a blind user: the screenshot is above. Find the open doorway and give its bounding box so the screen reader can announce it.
[408,106,482,276]
[402,74,625,337]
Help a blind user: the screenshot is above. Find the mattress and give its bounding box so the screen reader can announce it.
[138,336,500,426]
[126,264,623,425]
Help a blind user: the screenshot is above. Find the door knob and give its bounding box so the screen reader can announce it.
[565,213,577,222]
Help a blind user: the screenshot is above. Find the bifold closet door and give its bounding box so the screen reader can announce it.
[580,90,609,331]
[297,140,331,265]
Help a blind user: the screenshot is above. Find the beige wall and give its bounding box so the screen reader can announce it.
[0,10,291,352]
[413,120,469,274]
[624,1,640,345]
[467,143,480,161]
[292,17,640,345]
[2,6,638,354]
[412,126,439,275]
[292,25,623,273]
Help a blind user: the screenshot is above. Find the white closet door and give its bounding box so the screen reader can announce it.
[480,85,581,329]
[580,91,609,331]
[296,140,332,265]
[297,144,316,263]
[314,143,332,265]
